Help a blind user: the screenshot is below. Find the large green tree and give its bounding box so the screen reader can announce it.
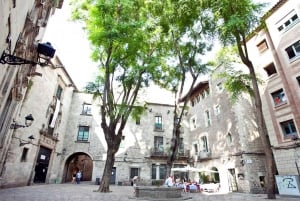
[204,0,276,198]
[149,0,215,176]
[71,0,167,192]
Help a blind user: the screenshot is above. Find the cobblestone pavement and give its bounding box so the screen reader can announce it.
[0,183,299,201]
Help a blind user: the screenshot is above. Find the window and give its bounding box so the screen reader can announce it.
[264,63,277,77]
[205,110,211,127]
[214,105,221,115]
[297,76,300,86]
[56,85,63,100]
[191,99,195,107]
[271,89,287,106]
[216,82,223,93]
[82,103,92,115]
[151,164,166,180]
[257,39,268,53]
[77,126,89,141]
[178,138,184,154]
[47,113,54,136]
[136,117,140,125]
[226,133,232,146]
[200,136,208,152]
[130,168,140,179]
[259,176,265,188]
[196,95,201,103]
[280,120,297,137]
[205,88,210,96]
[285,40,300,60]
[151,164,156,179]
[277,11,299,32]
[154,116,162,130]
[194,144,198,155]
[154,136,163,153]
[21,147,29,162]
[159,164,167,179]
[190,117,197,129]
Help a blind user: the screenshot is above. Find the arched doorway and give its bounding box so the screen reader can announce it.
[211,167,220,183]
[64,152,93,182]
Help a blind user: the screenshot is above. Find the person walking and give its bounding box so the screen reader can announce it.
[132,176,138,196]
[71,170,77,184]
[76,170,82,184]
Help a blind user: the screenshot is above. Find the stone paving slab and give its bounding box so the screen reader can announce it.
[0,183,299,201]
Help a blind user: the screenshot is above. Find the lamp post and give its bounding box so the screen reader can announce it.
[57,148,67,156]
[123,152,128,162]
[10,114,34,129]
[0,42,55,66]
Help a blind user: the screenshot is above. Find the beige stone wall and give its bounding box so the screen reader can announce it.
[63,92,186,184]
[186,69,267,193]
[0,0,64,187]
[0,56,75,187]
[247,0,300,177]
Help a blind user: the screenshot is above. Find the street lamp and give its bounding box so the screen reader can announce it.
[57,148,67,156]
[123,152,128,162]
[10,114,34,129]
[0,42,56,66]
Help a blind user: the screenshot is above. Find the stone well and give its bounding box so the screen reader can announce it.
[135,186,182,199]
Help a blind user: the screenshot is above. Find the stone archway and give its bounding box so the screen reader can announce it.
[211,167,220,183]
[64,152,93,182]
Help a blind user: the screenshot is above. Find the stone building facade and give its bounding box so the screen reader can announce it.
[1,56,77,188]
[0,0,64,187]
[185,74,267,193]
[246,0,300,179]
[1,0,299,196]
[61,92,190,185]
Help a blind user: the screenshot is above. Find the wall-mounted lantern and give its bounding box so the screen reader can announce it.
[57,148,66,156]
[10,114,34,129]
[123,152,128,162]
[0,42,55,66]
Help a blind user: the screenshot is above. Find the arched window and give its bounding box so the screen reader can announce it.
[226,133,232,145]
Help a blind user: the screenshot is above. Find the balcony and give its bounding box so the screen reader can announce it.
[150,148,190,160]
[150,148,167,158]
[197,151,212,161]
[154,123,163,132]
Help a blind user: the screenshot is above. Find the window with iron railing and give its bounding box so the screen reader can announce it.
[154,136,164,153]
[200,136,208,152]
[178,138,184,155]
[154,116,162,130]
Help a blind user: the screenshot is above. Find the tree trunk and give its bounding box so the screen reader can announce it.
[248,63,276,199]
[97,146,116,192]
[166,124,181,177]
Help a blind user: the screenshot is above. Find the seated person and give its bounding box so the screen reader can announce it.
[165,175,174,187]
[189,183,198,192]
